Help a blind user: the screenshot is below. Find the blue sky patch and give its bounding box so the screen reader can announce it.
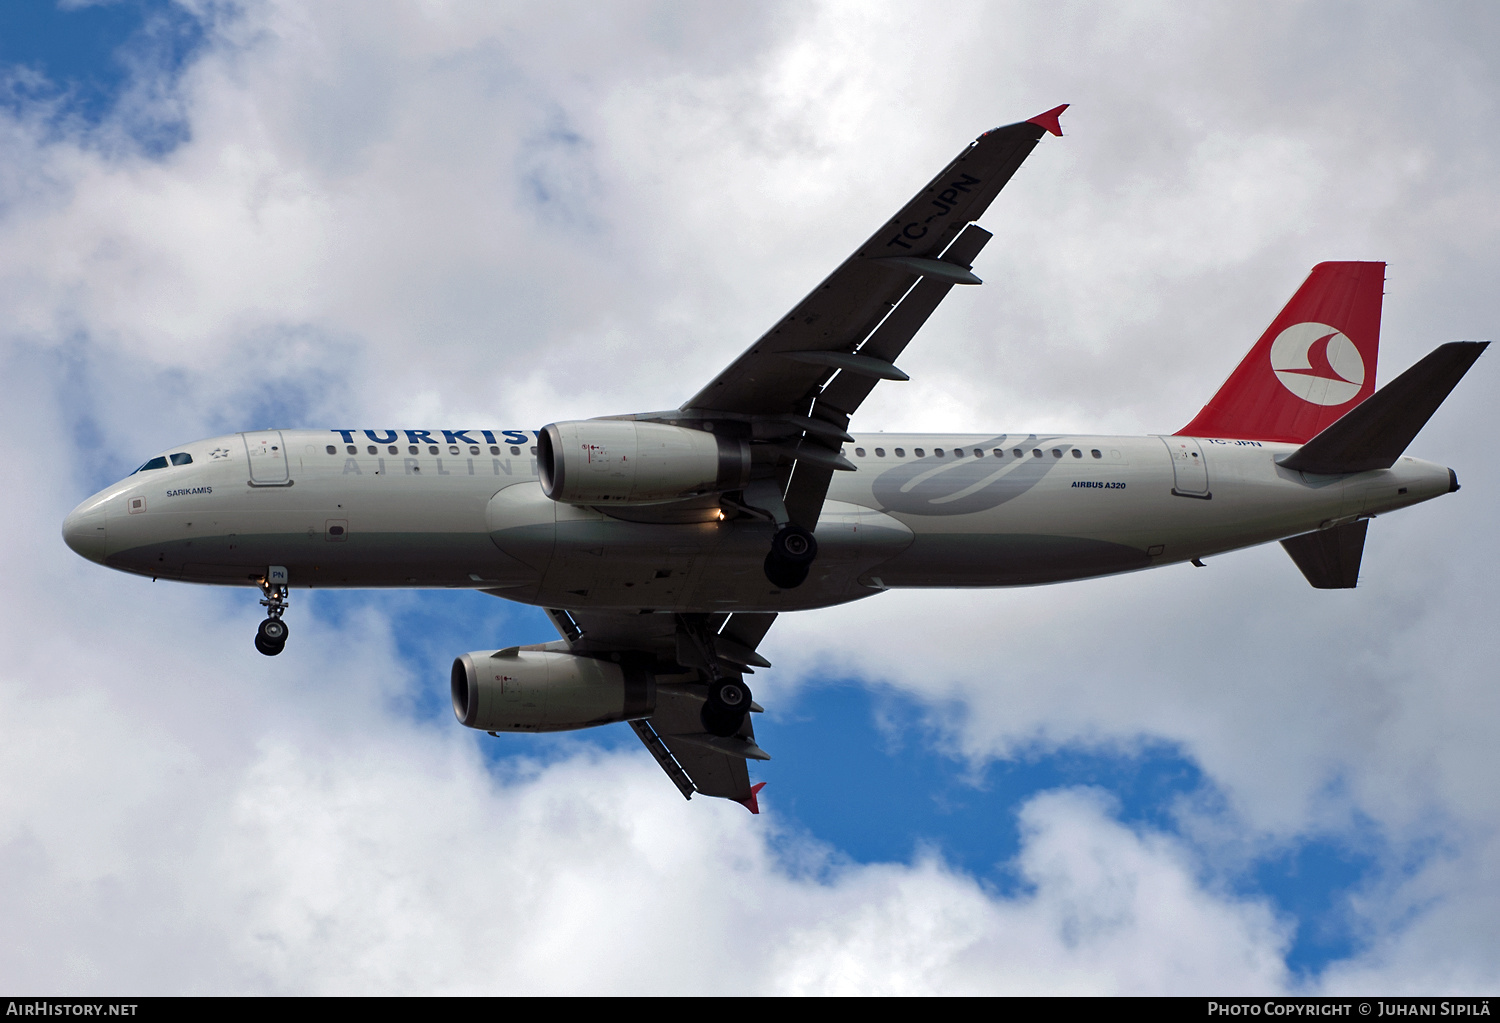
[0,0,206,154]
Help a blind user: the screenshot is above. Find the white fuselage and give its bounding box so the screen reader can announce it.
[62,428,1455,611]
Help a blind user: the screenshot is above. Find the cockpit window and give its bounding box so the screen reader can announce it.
[169,452,193,466]
[133,456,170,473]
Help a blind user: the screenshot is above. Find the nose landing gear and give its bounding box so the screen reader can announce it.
[255,570,290,656]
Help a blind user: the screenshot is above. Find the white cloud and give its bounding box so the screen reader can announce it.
[771,789,1289,995]
[2,0,1499,993]
[0,632,1293,995]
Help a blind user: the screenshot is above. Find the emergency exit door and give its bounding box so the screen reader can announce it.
[1162,436,1210,499]
[243,430,291,485]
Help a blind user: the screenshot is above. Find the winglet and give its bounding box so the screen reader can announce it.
[1027,104,1069,137]
[736,782,767,815]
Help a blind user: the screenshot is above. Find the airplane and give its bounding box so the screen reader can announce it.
[61,106,1487,812]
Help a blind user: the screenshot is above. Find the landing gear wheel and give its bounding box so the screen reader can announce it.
[255,617,288,656]
[771,525,817,565]
[764,525,817,589]
[701,678,752,737]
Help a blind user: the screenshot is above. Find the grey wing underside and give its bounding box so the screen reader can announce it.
[544,607,777,804]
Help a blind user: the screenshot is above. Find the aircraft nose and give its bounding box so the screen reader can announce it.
[62,498,108,563]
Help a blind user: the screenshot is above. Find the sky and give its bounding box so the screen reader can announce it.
[2,0,1498,995]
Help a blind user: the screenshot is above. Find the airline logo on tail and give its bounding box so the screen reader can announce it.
[1177,261,1385,444]
[1269,322,1366,405]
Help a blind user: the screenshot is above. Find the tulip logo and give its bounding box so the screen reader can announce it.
[1269,322,1365,405]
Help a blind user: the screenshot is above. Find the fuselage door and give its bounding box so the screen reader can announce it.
[243,431,291,485]
[1163,436,1210,498]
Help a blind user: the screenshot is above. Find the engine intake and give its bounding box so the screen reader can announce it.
[451,649,655,732]
[537,420,750,505]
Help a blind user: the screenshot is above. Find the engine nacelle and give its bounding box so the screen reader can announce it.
[537,419,750,505]
[451,649,655,733]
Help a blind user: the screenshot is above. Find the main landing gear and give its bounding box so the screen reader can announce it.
[701,676,753,738]
[255,573,290,656]
[763,524,818,589]
[678,614,755,738]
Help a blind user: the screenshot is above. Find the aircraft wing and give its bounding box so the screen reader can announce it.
[543,607,777,809]
[670,106,1066,528]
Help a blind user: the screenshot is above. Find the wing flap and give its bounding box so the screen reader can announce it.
[660,739,753,801]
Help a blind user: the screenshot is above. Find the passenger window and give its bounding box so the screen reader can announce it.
[408,445,419,455]
[1052,449,1062,458]
[874,448,885,457]
[530,446,538,455]
[367,445,378,455]
[914,448,926,457]
[894,448,905,457]
[490,446,501,455]
[953,448,964,457]
[388,446,398,455]
[326,445,337,455]
[1032,449,1042,458]
[934,448,945,457]
[469,446,481,455]
[1091,449,1102,459]
[449,445,460,454]
[169,452,193,466]
[1072,449,1082,458]
[973,448,983,457]
[993,449,1004,457]
[510,446,520,455]
[347,446,357,455]
[428,446,439,455]
[855,448,866,457]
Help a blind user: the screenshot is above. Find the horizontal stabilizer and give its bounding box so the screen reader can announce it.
[1279,341,1488,474]
[1281,520,1369,589]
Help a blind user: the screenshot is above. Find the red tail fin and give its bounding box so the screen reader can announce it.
[1178,261,1385,443]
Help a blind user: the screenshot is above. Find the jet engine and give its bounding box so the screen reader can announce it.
[451,648,655,732]
[537,420,750,505]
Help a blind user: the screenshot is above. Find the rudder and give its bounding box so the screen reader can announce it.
[1178,261,1385,443]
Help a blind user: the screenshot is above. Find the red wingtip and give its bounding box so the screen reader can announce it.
[1026,104,1069,137]
[737,782,767,815]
